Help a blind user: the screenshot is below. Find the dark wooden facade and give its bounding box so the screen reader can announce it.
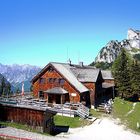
[0,104,56,134]
[83,71,104,106]
[32,65,82,104]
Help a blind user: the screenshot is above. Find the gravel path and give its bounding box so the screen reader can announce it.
[0,118,140,140]
[0,127,66,140]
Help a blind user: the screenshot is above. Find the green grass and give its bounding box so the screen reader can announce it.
[89,109,104,118]
[54,115,89,128]
[54,109,109,128]
[0,121,29,130]
[112,97,140,133]
[112,98,132,119]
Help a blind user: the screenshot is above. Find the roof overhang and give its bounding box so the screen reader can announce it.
[44,87,68,95]
[102,82,115,88]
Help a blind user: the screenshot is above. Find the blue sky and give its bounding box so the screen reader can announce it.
[0,0,140,67]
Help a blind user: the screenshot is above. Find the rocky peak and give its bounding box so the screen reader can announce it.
[95,40,122,63]
[95,29,140,63]
[127,29,140,49]
[127,28,140,40]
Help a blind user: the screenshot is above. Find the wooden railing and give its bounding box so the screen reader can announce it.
[0,98,89,119]
[76,103,89,119]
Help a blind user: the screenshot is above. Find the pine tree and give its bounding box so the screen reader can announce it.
[112,48,132,98]
[0,84,2,96]
[1,76,6,96]
[130,60,140,99]
[0,75,11,97]
[16,87,20,94]
[5,82,11,97]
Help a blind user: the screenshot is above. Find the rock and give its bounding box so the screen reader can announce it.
[137,122,140,129]
[95,29,140,63]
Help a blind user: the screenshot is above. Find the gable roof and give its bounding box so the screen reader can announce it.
[101,70,114,80]
[51,62,89,93]
[32,62,113,93]
[70,68,100,82]
[51,62,101,82]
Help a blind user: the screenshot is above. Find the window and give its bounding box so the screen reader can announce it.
[55,78,59,84]
[59,79,65,85]
[39,78,46,84]
[48,78,53,83]
[39,91,44,99]
[53,78,57,83]
[48,78,65,85]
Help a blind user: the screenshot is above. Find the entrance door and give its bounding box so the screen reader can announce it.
[39,91,44,99]
[48,94,53,103]
[55,95,61,104]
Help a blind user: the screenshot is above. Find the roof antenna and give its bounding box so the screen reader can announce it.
[66,46,72,65]
[66,47,69,62]
[68,58,71,65]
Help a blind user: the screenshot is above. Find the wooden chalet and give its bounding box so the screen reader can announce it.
[31,62,114,108]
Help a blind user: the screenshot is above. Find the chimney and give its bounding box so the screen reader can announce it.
[79,62,84,67]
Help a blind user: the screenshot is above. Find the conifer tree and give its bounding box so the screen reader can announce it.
[1,76,6,96]
[112,48,132,98]
[130,60,140,99]
[0,84,2,96]
[0,75,11,97]
[5,82,11,97]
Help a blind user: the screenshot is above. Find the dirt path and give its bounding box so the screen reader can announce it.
[65,118,140,140]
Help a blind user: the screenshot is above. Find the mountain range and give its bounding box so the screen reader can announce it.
[0,64,41,92]
[95,29,140,63]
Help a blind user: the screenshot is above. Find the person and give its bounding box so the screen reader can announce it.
[104,103,108,114]
[104,103,111,114]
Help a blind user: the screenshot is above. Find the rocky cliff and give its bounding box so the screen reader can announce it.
[95,29,140,63]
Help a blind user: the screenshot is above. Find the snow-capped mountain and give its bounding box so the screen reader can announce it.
[95,29,140,63]
[0,63,41,91]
